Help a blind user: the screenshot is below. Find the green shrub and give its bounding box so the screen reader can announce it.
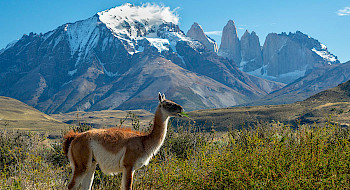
[1,120,350,189]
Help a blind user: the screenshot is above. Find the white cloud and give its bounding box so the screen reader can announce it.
[204,31,222,36]
[337,7,350,16]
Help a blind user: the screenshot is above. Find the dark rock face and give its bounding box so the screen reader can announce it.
[0,8,284,114]
[240,30,263,72]
[174,40,284,99]
[187,22,218,53]
[260,31,339,83]
[218,20,241,65]
[217,20,340,84]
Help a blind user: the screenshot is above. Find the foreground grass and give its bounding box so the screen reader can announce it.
[1,120,350,189]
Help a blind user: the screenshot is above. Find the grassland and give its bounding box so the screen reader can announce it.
[50,109,154,130]
[1,120,349,189]
[0,96,67,133]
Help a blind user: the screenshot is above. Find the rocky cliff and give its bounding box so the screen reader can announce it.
[240,30,263,72]
[187,22,218,53]
[259,31,339,83]
[217,20,340,84]
[218,20,241,65]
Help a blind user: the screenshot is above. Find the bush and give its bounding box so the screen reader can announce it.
[0,130,68,189]
[1,120,350,189]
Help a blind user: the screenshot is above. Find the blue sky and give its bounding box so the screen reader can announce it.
[0,0,349,62]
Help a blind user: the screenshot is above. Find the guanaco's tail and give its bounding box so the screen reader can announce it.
[63,130,78,158]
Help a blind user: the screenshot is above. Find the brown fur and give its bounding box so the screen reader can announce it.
[63,130,78,158]
[64,93,183,190]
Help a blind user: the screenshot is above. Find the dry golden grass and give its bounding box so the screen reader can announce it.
[51,109,154,130]
[0,96,67,134]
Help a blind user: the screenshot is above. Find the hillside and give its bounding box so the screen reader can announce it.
[184,80,350,131]
[0,96,66,132]
[243,60,350,106]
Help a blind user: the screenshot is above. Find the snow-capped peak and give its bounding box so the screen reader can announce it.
[311,43,338,64]
[97,3,179,39]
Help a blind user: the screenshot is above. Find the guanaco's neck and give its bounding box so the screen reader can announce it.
[144,105,169,150]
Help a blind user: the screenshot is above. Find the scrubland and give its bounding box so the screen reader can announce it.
[1,117,349,189]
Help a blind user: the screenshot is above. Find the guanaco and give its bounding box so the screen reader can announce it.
[63,93,184,190]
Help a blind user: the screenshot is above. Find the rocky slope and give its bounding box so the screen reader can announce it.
[187,22,218,53]
[244,60,350,106]
[0,4,283,114]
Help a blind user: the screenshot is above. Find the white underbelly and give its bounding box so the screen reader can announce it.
[90,141,126,175]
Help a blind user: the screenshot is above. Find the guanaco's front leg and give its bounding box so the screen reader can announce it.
[122,166,134,190]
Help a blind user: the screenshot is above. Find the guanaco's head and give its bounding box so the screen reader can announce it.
[158,92,184,117]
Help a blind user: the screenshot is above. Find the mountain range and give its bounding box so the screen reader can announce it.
[0,3,348,114]
[0,4,283,114]
[215,20,340,84]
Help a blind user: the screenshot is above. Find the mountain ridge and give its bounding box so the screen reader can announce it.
[217,20,340,84]
[0,4,284,114]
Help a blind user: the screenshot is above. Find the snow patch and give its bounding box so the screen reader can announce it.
[178,55,186,65]
[136,45,144,53]
[98,3,179,39]
[66,16,100,57]
[239,58,256,69]
[248,66,265,77]
[68,69,77,76]
[247,66,306,82]
[312,48,337,64]
[62,80,72,87]
[53,35,63,48]
[145,38,169,52]
[95,54,120,77]
[279,69,306,79]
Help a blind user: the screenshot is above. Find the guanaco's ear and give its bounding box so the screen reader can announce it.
[162,93,166,101]
[158,92,163,102]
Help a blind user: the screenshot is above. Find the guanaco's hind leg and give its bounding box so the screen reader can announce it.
[121,166,134,190]
[68,137,93,190]
[81,161,97,190]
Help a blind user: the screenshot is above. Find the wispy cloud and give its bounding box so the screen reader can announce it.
[205,31,222,36]
[337,7,350,16]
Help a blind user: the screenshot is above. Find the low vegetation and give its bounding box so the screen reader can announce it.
[1,117,350,189]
